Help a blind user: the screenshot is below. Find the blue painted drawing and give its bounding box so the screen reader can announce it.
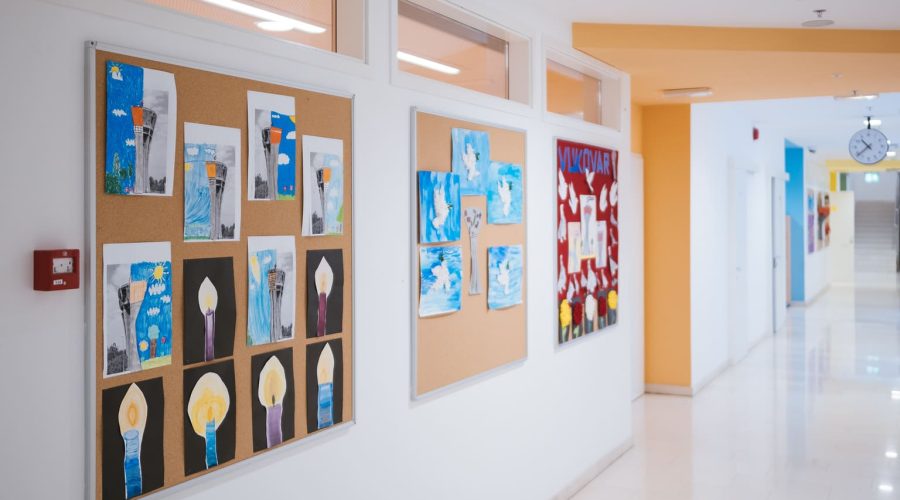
[247,236,296,346]
[248,91,297,201]
[418,246,463,317]
[130,261,173,367]
[271,112,297,199]
[486,162,523,224]
[183,124,241,242]
[418,171,461,243]
[105,61,176,196]
[451,128,490,195]
[488,245,523,310]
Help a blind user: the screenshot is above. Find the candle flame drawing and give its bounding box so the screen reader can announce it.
[258,356,287,447]
[198,277,218,361]
[119,383,147,499]
[187,373,230,469]
[314,257,334,337]
[316,343,335,429]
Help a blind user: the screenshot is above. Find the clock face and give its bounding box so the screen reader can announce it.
[849,128,889,165]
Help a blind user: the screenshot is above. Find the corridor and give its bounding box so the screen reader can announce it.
[575,278,900,500]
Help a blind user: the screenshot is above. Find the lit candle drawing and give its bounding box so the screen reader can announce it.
[187,372,230,469]
[316,343,335,429]
[118,383,147,499]
[257,356,287,447]
[198,277,218,361]
[314,257,334,337]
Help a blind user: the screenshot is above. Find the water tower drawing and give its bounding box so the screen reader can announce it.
[261,126,282,200]
[267,266,286,342]
[206,161,228,240]
[131,105,157,194]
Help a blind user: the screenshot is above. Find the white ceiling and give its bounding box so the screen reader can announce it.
[725,92,900,160]
[516,0,900,30]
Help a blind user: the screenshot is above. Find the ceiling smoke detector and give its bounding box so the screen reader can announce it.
[802,9,834,28]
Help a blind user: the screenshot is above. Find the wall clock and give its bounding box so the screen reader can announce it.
[849,119,889,165]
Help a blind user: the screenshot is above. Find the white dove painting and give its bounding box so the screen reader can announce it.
[451,128,490,195]
[486,162,523,224]
[418,171,461,244]
[488,245,523,310]
[418,246,463,317]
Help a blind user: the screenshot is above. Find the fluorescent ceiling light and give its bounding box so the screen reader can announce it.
[256,21,292,32]
[397,51,460,75]
[835,91,879,101]
[879,484,894,493]
[662,87,713,98]
[892,390,900,400]
[203,0,326,34]
[887,450,899,459]
[866,118,883,127]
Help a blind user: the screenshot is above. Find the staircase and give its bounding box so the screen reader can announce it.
[855,201,897,273]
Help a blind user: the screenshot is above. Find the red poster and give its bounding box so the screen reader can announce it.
[556,139,619,344]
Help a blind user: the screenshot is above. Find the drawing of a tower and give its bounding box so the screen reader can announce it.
[261,126,282,200]
[131,105,157,194]
[267,266,285,342]
[206,161,228,239]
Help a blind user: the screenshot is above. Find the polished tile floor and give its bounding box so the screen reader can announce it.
[574,276,900,500]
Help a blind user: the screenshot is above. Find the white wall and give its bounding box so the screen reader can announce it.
[804,158,831,301]
[0,1,639,499]
[690,102,787,388]
[846,171,899,202]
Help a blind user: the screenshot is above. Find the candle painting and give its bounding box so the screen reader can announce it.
[102,378,164,500]
[247,91,296,200]
[103,242,172,377]
[487,245,523,310]
[450,127,490,196]
[183,257,236,365]
[486,162,523,224]
[183,123,241,241]
[305,249,344,338]
[418,245,463,317]
[301,135,344,236]
[105,60,176,196]
[183,361,235,475]
[418,171,461,244]
[247,236,296,346]
[250,348,295,452]
[306,340,343,433]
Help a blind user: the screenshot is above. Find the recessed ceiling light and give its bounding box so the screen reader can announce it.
[802,9,835,28]
[662,87,713,98]
[397,51,460,75]
[256,21,292,32]
[892,390,900,400]
[866,118,883,127]
[887,450,899,458]
[879,484,894,493]
[203,0,326,34]
[888,151,897,158]
[834,91,879,101]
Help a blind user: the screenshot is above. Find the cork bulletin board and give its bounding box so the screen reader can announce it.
[86,43,354,499]
[411,109,528,399]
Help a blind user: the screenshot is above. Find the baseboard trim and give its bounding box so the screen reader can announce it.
[644,383,693,396]
[553,437,634,500]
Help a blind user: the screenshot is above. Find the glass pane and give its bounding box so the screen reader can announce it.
[397,1,509,100]
[146,0,335,53]
[546,59,602,125]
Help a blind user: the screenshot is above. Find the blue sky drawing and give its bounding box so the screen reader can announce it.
[321,153,344,234]
[272,112,296,199]
[488,245,523,310]
[486,162,523,224]
[131,260,172,364]
[248,249,276,345]
[451,128,490,195]
[183,143,213,239]
[419,246,463,317]
[418,171,461,244]
[105,60,142,194]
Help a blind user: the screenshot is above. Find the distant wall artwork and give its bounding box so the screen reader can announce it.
[556,139,619,344]
[183,361,236,475]
[451,128,490,195]
[105,61,177,196]
[306,340,343,433]
[102,378,164,500]
[487,245,523,310]
[247,236,296,346]
[306,249,344,338]
[250,348,295,452]
[807,189,815,254]
[418,245,463,317]
[103,242,173,377]
[183,123,242,241]
[418,171,461,243]
[247,91,296,200]
[486,162,523,224]
[301,135,344,236]
[816,191,831,250]
[183,257,236,365]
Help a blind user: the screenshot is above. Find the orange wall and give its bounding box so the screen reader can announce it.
[631,103,643,154]
[642,104,692,387]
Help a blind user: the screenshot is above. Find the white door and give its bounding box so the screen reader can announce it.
[728,162,750,363]
[828,191,856,284]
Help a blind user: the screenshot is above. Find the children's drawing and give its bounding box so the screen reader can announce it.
[486,162,523,224]
[251,348,294,451]
[418,246,463,317]
[306,340,344,433]
[247,91,296,200]
[247,236,296,346]
[451,128,490,195]
[305,249,344,338]
[301,135,344,236]
[183,361,235,475]
[183,257,236,365]
[488,245,523,310]
[183,123,241,241]
[418,171,461,243]
[579,195,598,259]
[464,208,483,295]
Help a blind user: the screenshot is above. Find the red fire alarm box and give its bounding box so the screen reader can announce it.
[34,249,80,291]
